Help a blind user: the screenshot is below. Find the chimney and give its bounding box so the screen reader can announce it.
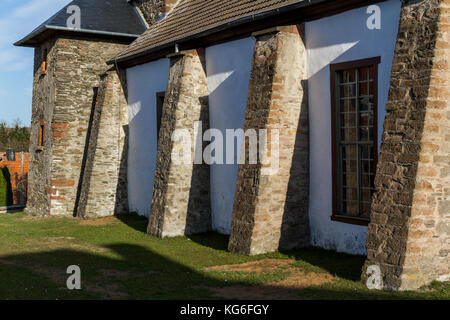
[129,1,180,27]
[161,0,179,15]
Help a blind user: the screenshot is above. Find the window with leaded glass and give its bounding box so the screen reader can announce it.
[330,57,380,225]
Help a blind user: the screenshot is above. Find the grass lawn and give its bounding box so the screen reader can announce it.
[0,212,448,300]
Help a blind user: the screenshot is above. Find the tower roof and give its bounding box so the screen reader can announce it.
[15,0,147,47]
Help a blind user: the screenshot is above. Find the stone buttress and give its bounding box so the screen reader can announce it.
[228,25,310,255]
[148,49,211,237]
[76,70,129,218]
[363,0,450,290]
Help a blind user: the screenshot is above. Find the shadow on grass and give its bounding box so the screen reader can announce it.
[189,230,365,282]
[115,212,230,252]
[0,241,445,300]
[15,215,439,300]
[115,212,149,233]
[113,215,364,282]
[279,248,366,282]
[188,232,230,251]
[0,243,222,300]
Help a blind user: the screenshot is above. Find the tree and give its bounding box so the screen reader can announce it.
[0,121,7,151]
[0,166,13,207]
[0,119,30,152]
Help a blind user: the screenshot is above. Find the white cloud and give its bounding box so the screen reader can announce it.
[0,48,30,72]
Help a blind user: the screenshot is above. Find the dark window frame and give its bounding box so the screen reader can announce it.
[40,49,48,75]
[330,57,380,226]
[38,119,45,150]
[156,92,165,141]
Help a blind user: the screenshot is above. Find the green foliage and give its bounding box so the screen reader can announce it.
[0,119,30,152]
[0,122,8,150]
[0,166,13,207]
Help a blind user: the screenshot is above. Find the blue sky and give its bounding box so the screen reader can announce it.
[0,0,71,126]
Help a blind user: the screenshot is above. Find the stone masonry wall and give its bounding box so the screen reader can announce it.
[76,70,129,218]
[47,37,129,216]
[148,49,211,237]
[228,26,310,255]
[363,0,449,290]
[26,39,58,216]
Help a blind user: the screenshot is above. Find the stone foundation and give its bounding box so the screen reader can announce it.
[363,0,450,290]
[228,26,310,255]
[148,49,211,237]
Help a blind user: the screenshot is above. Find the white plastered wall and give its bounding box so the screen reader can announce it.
[126,58,170,216]
[205,37,256,234]
[306,0,402,254]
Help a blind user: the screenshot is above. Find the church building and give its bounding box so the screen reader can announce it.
[16,0,449,291]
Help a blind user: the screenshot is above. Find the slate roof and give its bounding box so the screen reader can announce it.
[15,0,147,47]
[115,0,318,63]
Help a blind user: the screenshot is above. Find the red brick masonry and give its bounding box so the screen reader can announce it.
[0,152,29,205]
